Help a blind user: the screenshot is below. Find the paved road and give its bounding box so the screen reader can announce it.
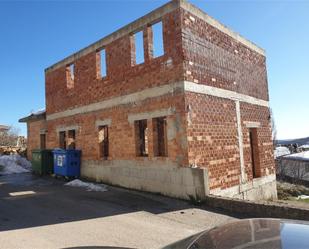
[0,173,237,249]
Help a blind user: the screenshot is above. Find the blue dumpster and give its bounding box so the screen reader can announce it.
[53,149,81,178]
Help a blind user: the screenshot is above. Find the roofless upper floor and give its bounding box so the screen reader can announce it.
[45,0,268,115]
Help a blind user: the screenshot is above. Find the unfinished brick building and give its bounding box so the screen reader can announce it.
[20,0,277,200]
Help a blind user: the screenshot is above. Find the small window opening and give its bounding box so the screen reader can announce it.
[40,134,46,149]
[153,117,168,157]
[59,131,66,149]
[249,128,260,178]
[135,120,148,157]
[98,126,109,159]
[99,49,107,78]
[152,21,164,58]
[134,31,144,65]
[66,63,74,89]
[68,130,76,149]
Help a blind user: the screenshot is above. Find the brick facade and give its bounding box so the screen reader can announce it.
[20,0,277,200]
[26,118,47,159]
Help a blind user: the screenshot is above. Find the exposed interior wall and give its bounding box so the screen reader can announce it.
[45,9,184,116]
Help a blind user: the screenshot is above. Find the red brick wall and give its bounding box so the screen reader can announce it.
[185,92,275,191]
[179,7,274,192]
[185,92,241,190]
[181,9,269,101]
[40,3,275,196]
[27,119,46,159]
[45,10,184,115]
[46,93,188,166]
[241,103,275,181]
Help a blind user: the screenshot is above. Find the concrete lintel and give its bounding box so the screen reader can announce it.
[95,119,112,127]
[39,129,48,134]
[128,107,175,124]
[46,81,269,121]
[56,125,79,133]
[47,82,183,121]
[184,81,269,107]
[245,121,261,128]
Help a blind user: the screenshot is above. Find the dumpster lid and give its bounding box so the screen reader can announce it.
[32,149,53,152]
[53,148,66,152]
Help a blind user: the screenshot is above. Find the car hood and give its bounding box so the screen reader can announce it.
[163,218,309,249]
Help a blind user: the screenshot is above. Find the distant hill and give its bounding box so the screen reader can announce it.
[277,137,309,146]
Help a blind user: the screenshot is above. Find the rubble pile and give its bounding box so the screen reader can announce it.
[0,146,27,157]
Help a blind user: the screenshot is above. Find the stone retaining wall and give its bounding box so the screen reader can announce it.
[205,195,309,221]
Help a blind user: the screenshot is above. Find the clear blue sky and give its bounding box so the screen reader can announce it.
[0,0,308,139]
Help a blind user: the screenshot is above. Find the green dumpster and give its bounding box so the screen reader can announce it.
[31,149,54,175]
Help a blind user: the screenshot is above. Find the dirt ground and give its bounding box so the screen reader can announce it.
[276,180,309,208]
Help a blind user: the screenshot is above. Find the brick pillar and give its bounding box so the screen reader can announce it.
[143,26,153,63]
[130,35,136,66]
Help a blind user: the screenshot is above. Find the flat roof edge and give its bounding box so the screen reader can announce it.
[180,1,266,56]
[19,112,46,123]
[45,0,265,74]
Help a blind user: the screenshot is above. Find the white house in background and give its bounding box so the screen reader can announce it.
[0,125,9,134]
[277,151,309,182]
[0,125,10,137]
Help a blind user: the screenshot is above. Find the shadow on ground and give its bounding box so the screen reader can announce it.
[0,173,241,233]
[62,247,135,249]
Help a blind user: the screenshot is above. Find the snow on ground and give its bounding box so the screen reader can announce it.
[299,144,309,149]
[65,179,108,192]
[29,108,45,116]
[0,155,31,175]
[297,195,309,200]
[274,146,290,158]
[284,151,309,161]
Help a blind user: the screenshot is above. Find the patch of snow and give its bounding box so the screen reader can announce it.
[284,151,309,161]
[29,108,45,116]
[299,144,309,149]
[0,155,31,175]
[274,146,290,158]
[65,179,107,192]
[297,195,309,200]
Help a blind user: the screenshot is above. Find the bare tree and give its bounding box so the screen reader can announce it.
[270,108,277,147]
[0,126,20,147]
